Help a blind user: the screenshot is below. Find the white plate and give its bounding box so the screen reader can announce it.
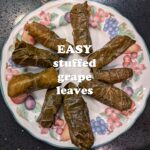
[1,0,150,149]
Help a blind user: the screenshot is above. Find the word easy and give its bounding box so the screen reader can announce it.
[58,45,92,54]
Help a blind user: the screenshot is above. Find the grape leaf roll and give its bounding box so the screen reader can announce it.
[79,79,132,111]
[37,88,62,128]
[88,35,136,69]
[93,68,133,84]
[63,82,94,150]
[70,2,93,56]
[8,67,59,97]
[12,40,59,68]
[25,22,71,57]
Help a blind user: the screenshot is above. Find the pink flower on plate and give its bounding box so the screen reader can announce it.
[51,118,65,136]
[89,8,109,28]
[125,43,141,54]
[97,8,109,23]
[130,61,146,75]
[122,62,130,68]
[122,54,132,67]
[56,127,64,135]
[124,86,134,97]
[134,68,142,75]
[55,118,65,127]
[105,107,121,116]
[41,127,49,134]
[131,52,138,59]
[139,64,146,70]
[39,124,49,134]
[6,66,20,81]
[11,93,28,104]
[105,107,122,132]
[123,55,132,63]
[107,114,122,132]
[60,124,70,141]
[89,16,98,28]
[22,31,35,45]
[130,61,138,70]
[50,117,70,141]
[122,52,146,76]
[39,11,51,26]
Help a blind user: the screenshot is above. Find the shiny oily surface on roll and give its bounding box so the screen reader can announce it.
[25,22,71,56]
[37,88,62,128]
[63,82,94,150]
[93,68,133,84]
[70,1,93,56]
[88,35,136,69]
[12,40,59,68]
[79,79,132,111]
[8,67,59,97]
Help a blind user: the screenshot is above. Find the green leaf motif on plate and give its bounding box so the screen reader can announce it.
[121,80,132,89]
[100,112,107,118]
[117,114,127,122]
[59,3,72,12]
[119,23,135,39]
[34,115,39,120]
[47,23,56,30]
[132,86,144,101]
[16,104,28,121]
[16,33,22,41]
[50,13,58,21]
[30,16,41,22]
[49,129,57,140]
[59,16,67,26]
[8,45,14,52]
[90,6,97,16]
[133,73,140,82]
[97,23,101,30]
[137,53,144,64]
[32,102,42,113]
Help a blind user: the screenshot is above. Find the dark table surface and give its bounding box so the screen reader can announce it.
[0,0,150,150]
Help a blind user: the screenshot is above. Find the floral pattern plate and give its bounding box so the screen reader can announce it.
[1,0,150,149]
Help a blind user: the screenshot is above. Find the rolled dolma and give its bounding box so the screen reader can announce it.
[79,79,132,111]
[63,82,94,150]
[12,40,59,68]
[25,22,71,57]
[37,88,62,128]
[70,1,93,56]
[88,36,136,69]
[8,67,59,97]
[93,68,133,84]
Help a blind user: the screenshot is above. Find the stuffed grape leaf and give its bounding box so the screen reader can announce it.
[63,82,94,150]
[79,79,132,111]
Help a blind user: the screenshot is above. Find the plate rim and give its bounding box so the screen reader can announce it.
[0,0,150,149]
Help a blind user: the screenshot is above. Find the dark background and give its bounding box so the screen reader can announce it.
[0,0,150,150]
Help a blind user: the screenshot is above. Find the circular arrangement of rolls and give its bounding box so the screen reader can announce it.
[8,2,136,150]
